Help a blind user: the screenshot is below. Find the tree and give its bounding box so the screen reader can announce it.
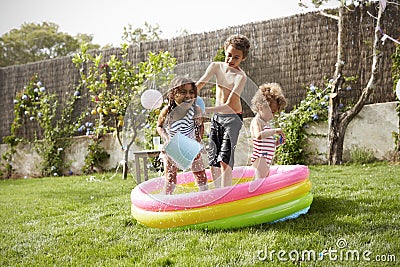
[122,22,162,44]
[326,1,385,164]
[73,43,176,179]
[302,0,388,164]
[0,22,100,67]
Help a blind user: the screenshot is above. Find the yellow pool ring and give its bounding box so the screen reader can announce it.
[132,179,311,228]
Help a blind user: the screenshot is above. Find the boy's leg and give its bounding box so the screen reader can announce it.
[218,113,243,187]
[220,161,232,187]
[207,114,223,188]
[210,166,222,188]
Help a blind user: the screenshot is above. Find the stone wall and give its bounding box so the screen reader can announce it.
[305,102,399,164]
[1,102,397,178]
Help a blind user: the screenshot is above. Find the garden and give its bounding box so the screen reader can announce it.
[1,2,400,266]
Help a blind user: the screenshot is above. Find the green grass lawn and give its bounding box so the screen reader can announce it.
[1,162,399,266]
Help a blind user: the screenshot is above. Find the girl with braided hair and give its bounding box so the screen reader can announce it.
[157,76,208,194]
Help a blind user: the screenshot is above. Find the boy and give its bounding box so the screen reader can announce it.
[196,34,250,188]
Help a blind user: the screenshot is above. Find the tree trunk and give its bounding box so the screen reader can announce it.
[327,4,346,165]
[123,149,129,179]
[122,134,136,179]
[328,3,383,165]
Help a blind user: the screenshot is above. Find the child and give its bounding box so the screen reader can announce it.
[250,83,287,180]
[157,76,208,194]
[196,34,250,188]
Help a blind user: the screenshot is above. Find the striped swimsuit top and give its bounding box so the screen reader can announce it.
[251,124,276,164]
[167,105,196,139]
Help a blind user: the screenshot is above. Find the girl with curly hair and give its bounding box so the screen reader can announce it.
[250,83,287,179]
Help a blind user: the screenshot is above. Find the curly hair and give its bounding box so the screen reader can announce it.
[224,34,251,59]
[251,83,287,113]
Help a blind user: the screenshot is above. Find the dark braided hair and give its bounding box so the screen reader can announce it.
[165,76,202,139]
[166,76,198,114]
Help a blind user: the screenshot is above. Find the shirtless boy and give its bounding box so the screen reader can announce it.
[196,34,250,188]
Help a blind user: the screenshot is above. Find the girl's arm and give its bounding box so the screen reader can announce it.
[251,118,283,140]
[194,105,204,142]
[156,107,170,143]
[260,127,283,139]
[250,118,262,139]
[275,131,286,146]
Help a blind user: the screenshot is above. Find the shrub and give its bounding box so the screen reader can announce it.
[275,83,330,164]
[349,145,377,164]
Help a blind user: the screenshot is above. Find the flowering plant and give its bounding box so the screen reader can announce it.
[7,74,83,177]
[276,80,346,164]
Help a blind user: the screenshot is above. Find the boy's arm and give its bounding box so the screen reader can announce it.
[196,62,216,92]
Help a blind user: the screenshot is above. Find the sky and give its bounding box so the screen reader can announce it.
[1,0,339,47]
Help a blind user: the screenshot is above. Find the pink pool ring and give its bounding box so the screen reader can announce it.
[131,165,312,229]
[131,165,310,211]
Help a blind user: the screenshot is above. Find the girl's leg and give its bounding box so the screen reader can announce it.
[192,154,208,191]
[252,158,270,179]
[164,158,178,194]
[193,170,208,191]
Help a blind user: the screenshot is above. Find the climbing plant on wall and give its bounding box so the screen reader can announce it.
[391,44,400,154]
[275,78,355,165]
[4,74,83,177]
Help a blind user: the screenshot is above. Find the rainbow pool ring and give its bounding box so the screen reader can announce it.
[131,165,313,229]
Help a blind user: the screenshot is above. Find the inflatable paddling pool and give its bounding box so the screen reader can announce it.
[131,165,312,229]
